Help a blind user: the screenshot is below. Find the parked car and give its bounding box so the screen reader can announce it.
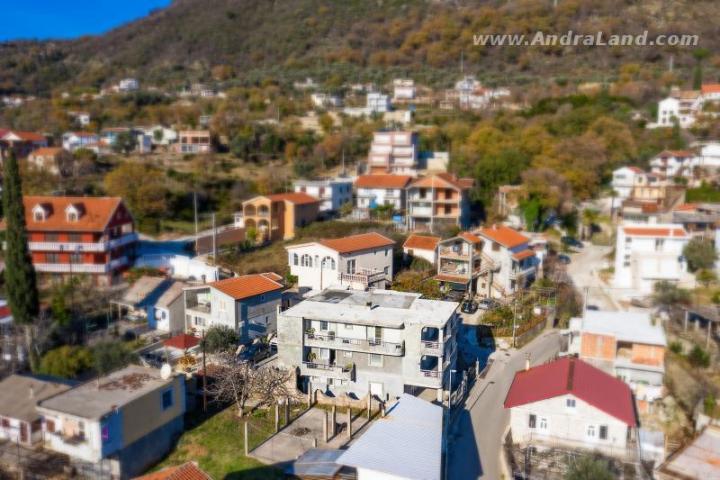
[237,342,271,365]
[561,236,584,248]
[478,298,499,310]
[557,254,572,264]
[461,300,478,314]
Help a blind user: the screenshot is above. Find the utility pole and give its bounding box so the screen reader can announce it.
[211,213,217,264]
[202,328,207,413]
[193,191,199,254]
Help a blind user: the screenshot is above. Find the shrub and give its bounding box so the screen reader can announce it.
[669,341,683,355]
[38,345,93,379]
[688,345,711,368]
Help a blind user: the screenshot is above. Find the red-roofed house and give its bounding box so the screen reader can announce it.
[505,357,638,456]
[403,234,441,265]
[0,130,48,158]
[406,173,474,232]
[355,174,413,213]
[184,273,285,341]
[238,193,320,242]
[650,150,697,179]
[2,196,138,286]
[435,232,489,294]
[286,232,395,291]
[27,147,73,176]
[614,223,691,294]
[611,166,646,199]
[475,225,537,298]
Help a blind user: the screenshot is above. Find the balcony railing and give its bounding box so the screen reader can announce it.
[420,369,440,378]
[438,248,470,259]
[28,233,138,253]
[338,268,386,288]
[509,265,536,279]
[186,303,211,314]
[34,257,129,274]
[300,361,354,380]
[305,332,405,356]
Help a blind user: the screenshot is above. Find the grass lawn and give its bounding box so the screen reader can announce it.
[155,407,283,480]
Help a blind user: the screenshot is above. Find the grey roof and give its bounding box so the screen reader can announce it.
[577,310,667,346]
[282,288,457,328]
[0,375,73,422]
[286,448,344,477]
[155,280,189,308]
[660,426,720,478]
[338,394,442,480]
[118,276,168,307]
[38,365,175,419]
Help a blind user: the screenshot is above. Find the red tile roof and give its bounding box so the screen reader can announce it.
[319,232,395,254]
[702,84,720,94]
[476,225,529,248]
[657,150,694,158]
[163,334,200,350]
[434,273,470,284]
[2,130,46,142]
[673,203,698,212]
[409,173,474,190]
[210,273,283,300]
[265,192,319,205]
[133,462,212,480]
[355,174,412,189]
[504,357,637,426]
[623,226,688,238]
[403,234,441,251]
[626,166,644,174]
[458,231,483,244]
[17,196,127,232]
[512,249,536,261]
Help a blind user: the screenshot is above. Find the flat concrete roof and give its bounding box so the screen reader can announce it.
[0,375,73,422]
[659,426,720,478]
[281,288,457,328]
[573,310,667,346]
[39,366,175,420]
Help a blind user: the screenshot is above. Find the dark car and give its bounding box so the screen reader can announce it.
[557,254,571,264]
[477,298,499,310]
[561,236,584,248]
[237,343,271,365]
[461,300,478,314]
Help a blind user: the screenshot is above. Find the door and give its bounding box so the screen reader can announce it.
[369,382,383,399]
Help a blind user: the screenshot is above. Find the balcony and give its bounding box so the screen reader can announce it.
[305,332,405,356]
[338,268,386,289]
[409,206,433,216]
[509,265,536,280]
[186,303,211,315]
[28,233,138,253]
[34,258,129,274]
[300,361,354,381]
[438,247,470,260]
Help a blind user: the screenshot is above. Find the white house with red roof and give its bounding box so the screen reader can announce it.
[505,357,639,456]
[183,272,284,341]
[611,166,646,199]
[614,223,692,294]
[0,130,48,158]
[286,232,395,292]
[403,234,441,265]
[62,131,100,152]
[354,174,412,212]
[649,150,697,179]
[475,225,537,298]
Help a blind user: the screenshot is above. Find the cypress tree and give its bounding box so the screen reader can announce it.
[2,149,40,370]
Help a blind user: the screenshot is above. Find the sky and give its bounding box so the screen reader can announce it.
[0,0,172,41]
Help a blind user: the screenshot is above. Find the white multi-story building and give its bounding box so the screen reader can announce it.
[310,93,343,109]
[649,150,696,178]
[277,288,460,402]
[611,166,646,199]
[367,131,419,175]
[694,141,720,171]
[354,174,412,212]
[61,131,99,152]
[293,178,353,212]
[654,90,701,128]
[366,92,391,114]
[286,232,395,292]
[505,357,639,458]
[475,225,538,298]
[117,78,140,93]
[613,223,691,294]
[392,79,416,101]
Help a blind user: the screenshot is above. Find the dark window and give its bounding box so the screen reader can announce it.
[162,389,174,410]
[599,425,608,440]
[45,233,59,242]
[68,233,82,243]
[528,414,536,429]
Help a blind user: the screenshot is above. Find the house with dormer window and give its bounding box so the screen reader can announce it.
[2,196,138,286]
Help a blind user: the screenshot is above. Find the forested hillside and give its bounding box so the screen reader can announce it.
[2,0,719,95]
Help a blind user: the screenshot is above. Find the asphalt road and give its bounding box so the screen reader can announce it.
[447,330,563,480]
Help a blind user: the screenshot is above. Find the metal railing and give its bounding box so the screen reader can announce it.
[305,332,405,356]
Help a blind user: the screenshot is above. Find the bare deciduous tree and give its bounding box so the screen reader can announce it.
[206,354,296,417]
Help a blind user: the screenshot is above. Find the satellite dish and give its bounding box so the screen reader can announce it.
[160,363,172,380]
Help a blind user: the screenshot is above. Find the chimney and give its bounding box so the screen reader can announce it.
[525,353,530,371]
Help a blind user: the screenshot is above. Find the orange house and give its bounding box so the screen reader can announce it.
[406,173,474,232]
[240,193,320,242]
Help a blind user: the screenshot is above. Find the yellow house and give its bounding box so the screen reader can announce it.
[240,192,320,242]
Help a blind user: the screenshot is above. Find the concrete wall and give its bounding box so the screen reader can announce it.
[288,244,340,290]
[121,375,185,447]
[510,393,632,456]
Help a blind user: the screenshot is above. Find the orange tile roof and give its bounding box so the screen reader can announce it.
[458,231,483,244]
[30,147,65,157]
[623,226,688,238]
[409,173,474,190]
[163,334,200,350]
[626,166,645,174]
[657,149,694,158]
[133,462,212,480]
[434,273,470,284]
[319,232,395,254]
[264,192,319,205]
[2,130,47,142]
[674,203,699,212]
[477,225,529,248]
[18,196,126,232]
[355,174,412,189]
[209,273,283,300]
[403,234,441,251]
[512,249,536,261]
[702,84,720,94]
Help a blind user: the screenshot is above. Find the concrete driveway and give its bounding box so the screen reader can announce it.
[447,331,563,480]
[564,243,620,311]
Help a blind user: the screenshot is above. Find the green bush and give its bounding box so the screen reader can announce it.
[669,341,683,355]
[688,345,711,368]
[38,345,93,379]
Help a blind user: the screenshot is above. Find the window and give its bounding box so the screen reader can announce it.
[321,256,336,270]
[101,425,110,442]
[528,414,536,429]
[320,321,328,331]
[162,389,174,410]
[539,417,548,430]
[655,239,665,251]
[45,233,59,242]
[492,242,500,251]
[385,249,389,256]
[301,254,312,267]
[599,425,608,440]
[344,324,353,330]
[70,253,82,264]
[384,266,389,275]
[293,254,299,266]
[368,354,383,367]
[587,425,596,438]
[347,259,356,274]
[68,233,82,243]
[46,253,60,263]
[566,398,576,409]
